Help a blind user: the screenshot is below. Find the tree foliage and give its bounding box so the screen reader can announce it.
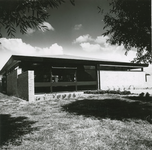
[101,0,151,63]
[0,0,75,38]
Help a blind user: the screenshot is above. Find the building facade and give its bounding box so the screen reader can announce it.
[0,55,148,101]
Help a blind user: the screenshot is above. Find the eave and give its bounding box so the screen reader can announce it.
[0,55,149,75]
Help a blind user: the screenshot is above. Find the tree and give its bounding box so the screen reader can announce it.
[101,0,151,63]
[0,0,75,38]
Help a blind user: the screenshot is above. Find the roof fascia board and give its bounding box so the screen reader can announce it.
[11,55,149,66]
[0,55,149,75]
[99,64,147,68]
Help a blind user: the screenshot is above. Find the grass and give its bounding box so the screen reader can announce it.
[0,92,152,150]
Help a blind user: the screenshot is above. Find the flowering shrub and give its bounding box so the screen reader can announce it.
[84,90,131,95]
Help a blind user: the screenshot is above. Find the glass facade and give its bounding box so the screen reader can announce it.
[51,67,77,82]
[33,64,97,93]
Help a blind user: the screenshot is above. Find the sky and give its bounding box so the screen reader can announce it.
[0,0,151,74]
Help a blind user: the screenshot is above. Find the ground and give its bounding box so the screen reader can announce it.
[0,92,152,150]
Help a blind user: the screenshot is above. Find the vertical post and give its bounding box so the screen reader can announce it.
[28,71,35,102]
[50,67,52,93]
[97,71,101,90]
[75,70,77,91]
[96,65,100,90]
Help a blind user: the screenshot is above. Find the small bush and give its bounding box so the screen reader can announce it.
[84,90,92,94]
[139,92,145,97]
[62,94,66,99]
[56,95,61,99]
[84,90,131,95]
[53,94,56,98]
[73,93,76,98]
[67,94,71,99]
[36,97,40,101]
[145,92,150,98]
[121,90,131,95]
[116,90,121,94]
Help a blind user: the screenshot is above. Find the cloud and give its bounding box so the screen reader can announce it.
[26,22,54,35]
[35,43,63,55]
[74,24,82,30]
[80,42,101,52]
[0,38,36,54]
[38,21,54,32]
[94,35,109,44]
[73,34,137,61]
[0,38,64,70]
[26,28,36,34]
[0,38,63,56]
[73,34,93,43]
[101,50,137,62]
[73,34,109,45]
[74,34,126,52]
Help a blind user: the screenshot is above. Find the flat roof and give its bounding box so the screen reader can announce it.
[0,55,149,75]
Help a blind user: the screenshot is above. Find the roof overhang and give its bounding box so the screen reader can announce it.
[0,56,21,75]
[97,63,148,70]
[0,55,149,75]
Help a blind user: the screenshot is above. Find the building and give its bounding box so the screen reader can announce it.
[0,55,148,101]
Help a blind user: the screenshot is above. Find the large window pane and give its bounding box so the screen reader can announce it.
[52,67,77,82]
[77,65,96,81]
[34,64,50,82]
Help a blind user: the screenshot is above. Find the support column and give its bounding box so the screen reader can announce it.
[28,71,35,102]
[50,67,52,93]
[97,70,101,90]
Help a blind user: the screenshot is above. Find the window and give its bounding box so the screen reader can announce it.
[51,67,77,82]
[34,64,97,93]
[77,65,96,81]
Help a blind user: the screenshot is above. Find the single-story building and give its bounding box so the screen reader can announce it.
[0,55,149,101]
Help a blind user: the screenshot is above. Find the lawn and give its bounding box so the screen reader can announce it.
[0,92,152,150]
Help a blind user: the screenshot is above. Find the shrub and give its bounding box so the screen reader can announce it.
[121,90,131,95]
[36,97,40,101]
[139,92,145,97]
[56,95,61,99]
[116,90,121,94]
[84,90,131,95]
[53,94,56,98]
[73,93,76,98]
[67,94,71,99]
[62,94,66,99]
[145,92,150,98]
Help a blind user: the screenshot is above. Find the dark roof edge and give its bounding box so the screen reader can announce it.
[0,55,14,74]
[11,55,148,67]
[0,55,149,75]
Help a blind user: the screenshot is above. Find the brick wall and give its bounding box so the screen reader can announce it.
[18,71,34,102]
[7,70,18,96]
[0,80,2,92]
[100,71,146,90]
[6,69,34,102]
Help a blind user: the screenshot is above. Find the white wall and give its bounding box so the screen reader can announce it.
[100,71,146,90]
